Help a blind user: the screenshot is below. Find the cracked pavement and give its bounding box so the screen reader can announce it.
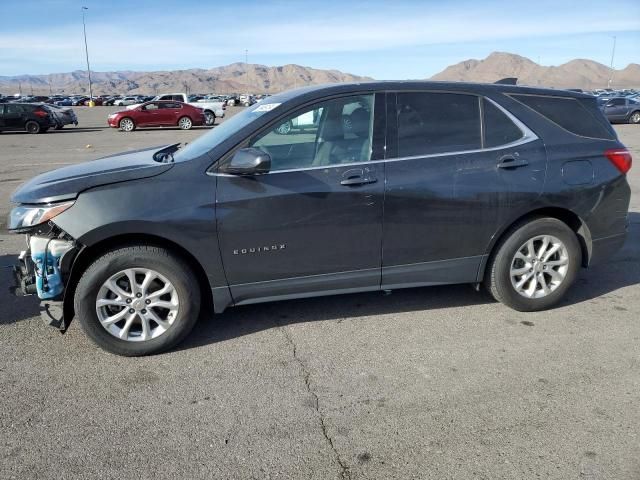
[1,107,639,479]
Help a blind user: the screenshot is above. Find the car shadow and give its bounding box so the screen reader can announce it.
[0,254,39,325]
[0,128,104,135]
[178,211,640,351]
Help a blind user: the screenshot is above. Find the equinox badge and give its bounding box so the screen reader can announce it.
[233,244,286,255]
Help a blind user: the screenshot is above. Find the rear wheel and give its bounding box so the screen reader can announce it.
[119,117,135,132]
[74,246,200,356]
[178,116,193,130]
[485,217,581,311]
[25,121,41,134]
[629,111,640,124]
[203,111,215,126]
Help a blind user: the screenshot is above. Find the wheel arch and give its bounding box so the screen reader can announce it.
[63,232,213,327]
[477,207,592,282]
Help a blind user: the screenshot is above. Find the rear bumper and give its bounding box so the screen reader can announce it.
[589,231,627,266]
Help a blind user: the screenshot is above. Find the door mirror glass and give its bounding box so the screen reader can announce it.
[223,148,272,175]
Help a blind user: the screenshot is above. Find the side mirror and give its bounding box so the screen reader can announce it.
[222,148,271,175]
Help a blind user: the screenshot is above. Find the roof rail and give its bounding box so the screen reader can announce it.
[494,77,518,85]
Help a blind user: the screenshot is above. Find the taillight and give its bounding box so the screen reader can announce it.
[605,148,632,174]
[33,109,48,118]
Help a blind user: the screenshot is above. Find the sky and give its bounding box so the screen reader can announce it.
[0,0,639,78]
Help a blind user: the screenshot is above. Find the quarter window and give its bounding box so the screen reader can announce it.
[483,99,523,147]
[396,92,481,157]
[250,94,374,171]
[510,94,614,139]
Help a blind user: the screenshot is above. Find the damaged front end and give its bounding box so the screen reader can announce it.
[8,202,79,331]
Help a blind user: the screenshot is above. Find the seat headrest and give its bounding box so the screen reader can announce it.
[349,108,370,138]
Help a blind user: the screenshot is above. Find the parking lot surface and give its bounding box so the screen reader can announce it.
[1,107,639,479]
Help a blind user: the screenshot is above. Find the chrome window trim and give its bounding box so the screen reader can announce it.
[209,95,538,177]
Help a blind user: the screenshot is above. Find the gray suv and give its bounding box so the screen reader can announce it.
[9,82,632,355]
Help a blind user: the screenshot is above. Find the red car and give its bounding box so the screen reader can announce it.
[107,101,205,131]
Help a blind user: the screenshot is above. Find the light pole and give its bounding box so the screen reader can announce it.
[245,49,249,97]
[607,35,617,89]
[81,6,94,106]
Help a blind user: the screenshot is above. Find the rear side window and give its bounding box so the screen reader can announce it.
[510,94,615,140]
[482,99,523,147]
[396,92,481,157]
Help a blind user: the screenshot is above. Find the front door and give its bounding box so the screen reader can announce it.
[215,93,386,304]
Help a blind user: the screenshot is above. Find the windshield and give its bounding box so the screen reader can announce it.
[173,102,281,161]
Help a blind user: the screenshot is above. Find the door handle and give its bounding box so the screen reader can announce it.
[497,156,529,169]
[340,168,377,186]
[340,176,377,186]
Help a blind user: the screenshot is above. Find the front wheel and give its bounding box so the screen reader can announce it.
[178,116,193,130]
[629,111,640,124]
[119,117,135,132]
[485,217,581,311]
[74,246,201,356]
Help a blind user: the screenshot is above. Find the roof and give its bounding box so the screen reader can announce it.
[269,80,594,104]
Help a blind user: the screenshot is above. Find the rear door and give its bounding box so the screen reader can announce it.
[4,104,24,130]
[381,91,545,288]
[215,93,386,304]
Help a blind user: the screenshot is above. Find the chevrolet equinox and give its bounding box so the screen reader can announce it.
[9,82,632,356]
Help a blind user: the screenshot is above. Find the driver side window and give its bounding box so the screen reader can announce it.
[250,94,374,171]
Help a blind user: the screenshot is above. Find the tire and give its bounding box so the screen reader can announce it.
[484,217,581,311]
[41,127,49,133]
[119,117,135,132]
[629,111,640,124]
[203,111,215,126]
[178,116,193,130]
[55,124,64,130]
[25,121,41,134]
[275,120,293,135]
[74,246,201,356]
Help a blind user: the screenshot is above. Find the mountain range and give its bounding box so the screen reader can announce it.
[0,63,372,96]
[0,53,638,96]
[429,52,640,89]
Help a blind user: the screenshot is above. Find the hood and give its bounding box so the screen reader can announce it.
[11,145,174,204]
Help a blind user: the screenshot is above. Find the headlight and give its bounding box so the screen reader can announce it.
[8,201,74,231]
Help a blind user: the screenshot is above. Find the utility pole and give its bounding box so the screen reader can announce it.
[81,6,94,105]
[608,35,616,89]
[245,49,249,97]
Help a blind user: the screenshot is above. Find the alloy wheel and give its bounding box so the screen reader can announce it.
[179,117,193,130]
[509,235,569,299]
[630,112,640,124]
[96,268,179,342]
[120,118,134,132]
[204,112,214,125]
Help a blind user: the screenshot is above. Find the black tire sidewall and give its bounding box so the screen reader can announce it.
[489,218,581,311]
[25,121,40,134]
[75,247,200,356]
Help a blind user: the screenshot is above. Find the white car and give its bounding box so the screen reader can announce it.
[114,96,139,106]
[126,93,225,125]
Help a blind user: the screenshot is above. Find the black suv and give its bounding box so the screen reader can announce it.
[0,103,56,134]
[9,82,632,356]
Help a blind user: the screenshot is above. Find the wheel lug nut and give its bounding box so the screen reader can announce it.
[136,293,142,298]
[126,298,132,304]
[145,299,151,305]
[141,309,147,314]
[129,308,135,314]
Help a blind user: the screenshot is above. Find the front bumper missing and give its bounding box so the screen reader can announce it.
[9,252,67,331]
